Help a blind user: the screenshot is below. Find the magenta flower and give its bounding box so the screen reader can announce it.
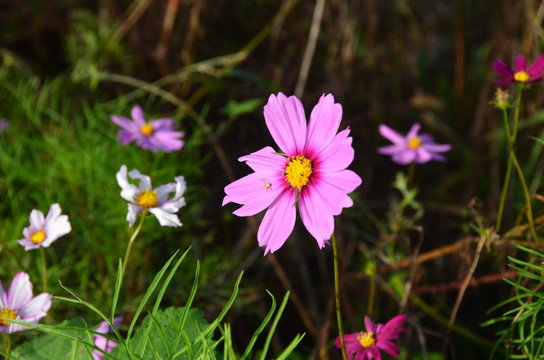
[335,315,406,360]
[17,203,71,251]
[222,93,362,254]
[116,165,186,227]
[378,123,451,165]
[111,105,184,152]
[92,317,123,360]
[493,54,544,86]
[0,272,52,333]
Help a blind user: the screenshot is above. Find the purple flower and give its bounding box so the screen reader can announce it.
[0,119,9,133]
[223,93,362,254]
[378,123,451,165]
[17,204,71,251]
[335,315,406,360]
[0,272,52,333]
[111,105,184,152]
[92,317,123,360]
[493,54,544,86]
[116,165,186,227]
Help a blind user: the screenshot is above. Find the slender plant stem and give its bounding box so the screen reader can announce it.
[2,334,11,355]
[406,161,416,189]
[39,247,47,293]
[332,232,347,360]
[120,211,147,288]
[496,88,523,231]
[367,271,375,316]
[502,109,538,241]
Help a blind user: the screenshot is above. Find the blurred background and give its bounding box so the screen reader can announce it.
[1,0,544,359]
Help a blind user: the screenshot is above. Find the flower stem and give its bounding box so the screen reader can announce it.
[39,247,47,293]
[406,161,415,189]
[502,118,538,241]
[2,333,11,355]
[120,211,147,288]
[332,231,347,360]
[496,88,522,231]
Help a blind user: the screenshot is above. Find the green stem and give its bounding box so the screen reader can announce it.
[40,247,47,293]
[496,88,523,231]
[2,333,11,355]
[332,232,347,360]
[120,211,147,288]
[406,162,415,189]
[502,109,538,241]
[367,272,375,316]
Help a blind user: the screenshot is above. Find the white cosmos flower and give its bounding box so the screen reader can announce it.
[116,165,186,227]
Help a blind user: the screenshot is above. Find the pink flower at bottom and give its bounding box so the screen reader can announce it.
[335,315,406,360]
[111,105,184,152]
[0,272,52,334]
[92,317,123,360]
[223,92,362,254]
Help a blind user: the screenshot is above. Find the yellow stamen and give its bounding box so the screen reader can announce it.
[137,189,158,209]
[358,331,375,348]
[284,155,313,189]
[0,306,17,326]
[407,137,421,149]
[31,229,46,244]
[141,123,154,136]
[514,71,530,83]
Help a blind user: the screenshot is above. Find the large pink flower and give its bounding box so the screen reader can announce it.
[111,105,184,152]
[0,272,52,334]
[493,54,544,86]
[223,93,362,254]
[335,315,406,360]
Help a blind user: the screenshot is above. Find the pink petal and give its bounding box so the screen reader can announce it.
[148,131,184,152]
[492,60,514,78]
[298,187,334,248]
[8,273,33,309]
[414,148,432,163]
[377,144,405,156]
[238,146,286,172]
[149,118,176,130]
[514,54,528,72]
[379,124,405,144]
[528,55,544,81]
[492,78,515,86]
[406,123,421,139]
[29,210,45,230]
[376,341,400,357]
[263,93,307,156]
[0,281,7,307]
[304,94,343,158]
[18,293,51,321]
[364,316,376,333]
[392,150,416,165]
[110,115,139,131]
[224,171,285,216]
[377,314,406,341]
[317,169,362,193]
[257,188,297,254]
[314,128,355,172]
[131,105,146,125]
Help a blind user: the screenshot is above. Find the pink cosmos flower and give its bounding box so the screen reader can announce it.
[493,54,544,86]
[335,315,406,360]
[116,165,186,227]
[0,272,52,333]
[92,317,123,360]
[378,123,451,165]
[222,93,362,254]
[17,203,71,251]
[111,105,184,152]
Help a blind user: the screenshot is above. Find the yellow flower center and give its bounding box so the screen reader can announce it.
[137,189,158,209]
[284,155,313,189]
[31,229,46,244]
[358,331,375,348]
[407,136,421,149]
[0,306,17,326]
[140,123,154,136]
[514,71,530,83]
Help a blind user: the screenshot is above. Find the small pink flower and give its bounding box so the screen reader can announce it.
[0,272,52,333]
[335,315,406,360]
[92,317,123,360]
[493,54,544,86]
[378,123,451,165]
[111,105,184,152]
[17,204,71,251]
[223,93,362,254]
